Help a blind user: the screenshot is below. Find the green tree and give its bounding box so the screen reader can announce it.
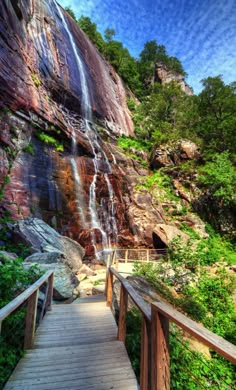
[77,16,105,53]
[64,6,77,21]
[104,28,116,42]
[138,40,186,89]
[197,76,236,154]
[198,152,236,205]
[134,82,198,143]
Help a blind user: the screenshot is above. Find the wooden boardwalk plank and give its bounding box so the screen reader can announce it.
[5,301,138,390]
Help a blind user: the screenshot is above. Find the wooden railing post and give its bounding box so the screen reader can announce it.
[140,316,151,390]
[151,304,170,390]
[125,250,128,263]
[147,249,149,262]
[46,273,54,312]
[117,284,128,342]
[106,269,113,307]
[112,250,116,265]
[107,253,111,268]
[24,290,38,349]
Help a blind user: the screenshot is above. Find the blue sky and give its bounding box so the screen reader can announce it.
[58,0,236,94]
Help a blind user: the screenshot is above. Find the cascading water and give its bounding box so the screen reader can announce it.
[70,128,87,227]
[52,0,117,253]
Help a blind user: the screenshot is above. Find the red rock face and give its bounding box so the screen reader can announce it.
[0,0,134,136]
[0,0,166,257]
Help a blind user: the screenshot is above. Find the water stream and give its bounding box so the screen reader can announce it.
[53,1,117,253]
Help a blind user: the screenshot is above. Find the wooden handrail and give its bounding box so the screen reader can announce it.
[106,266,236,390]
[152,301,236,365]
[0,270,54,349]
[108,267,151,321]
[0,270,53,321]
[107,267,152,389]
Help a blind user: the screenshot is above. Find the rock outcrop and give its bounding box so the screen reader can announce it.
[155,62,193,95]
[0,0,136,254]
[150,140,200,169]
[12,218,84,271]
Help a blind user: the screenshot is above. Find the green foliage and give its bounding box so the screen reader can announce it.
[0,257,42,387]
[31,73,41,88]
[117,135,151,152]
[138,39,186,89]
[0,258,42,307]
[198,152,236,205]
[104,28,116,42]
[183,269,235,338]
[137,170,178,203]
[64,6,77,21]
[134,258,236,385]
[36,132,64,152]
[23,142,35,156]
[125,308,142,378]
[134,82,199,143]
[126,98,136,111]
[170,326,235,389]
[77,16,106,54]
[197,76,236,154]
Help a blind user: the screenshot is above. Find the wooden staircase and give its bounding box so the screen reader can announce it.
[4,297,138,389]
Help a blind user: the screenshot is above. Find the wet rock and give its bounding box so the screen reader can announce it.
[0,0,134,136]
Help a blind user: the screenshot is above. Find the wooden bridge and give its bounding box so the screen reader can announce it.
[1,265,236,389]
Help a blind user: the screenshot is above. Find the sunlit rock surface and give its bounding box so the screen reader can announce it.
[0,0,134,135]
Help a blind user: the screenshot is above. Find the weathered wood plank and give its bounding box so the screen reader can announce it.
[5,297,137,389]
[5,377,138,390]
[6,366,136,385]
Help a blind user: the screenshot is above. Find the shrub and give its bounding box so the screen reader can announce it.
[36,132,64,152]
[31,73,41,88]
[0,257,42,387]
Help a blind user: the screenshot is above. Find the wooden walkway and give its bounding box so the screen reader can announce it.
[5,298,138,390]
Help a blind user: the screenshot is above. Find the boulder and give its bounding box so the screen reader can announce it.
[77,264,96,277]
[150,140,200,170]
[153,224,189,247]
[180,140,200,160]
[24,252,79,300]
[12,218,85,272]
[92,284,106,295]
[150,147,174,169]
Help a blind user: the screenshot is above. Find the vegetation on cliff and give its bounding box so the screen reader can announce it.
[65,6,185,97]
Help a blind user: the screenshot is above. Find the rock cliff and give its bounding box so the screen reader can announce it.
[0,1,208,259]
[155,62,193,95]
[0,0,166,256]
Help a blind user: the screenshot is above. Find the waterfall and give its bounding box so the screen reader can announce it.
[53,1,117,253]
[70,128,87,227]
